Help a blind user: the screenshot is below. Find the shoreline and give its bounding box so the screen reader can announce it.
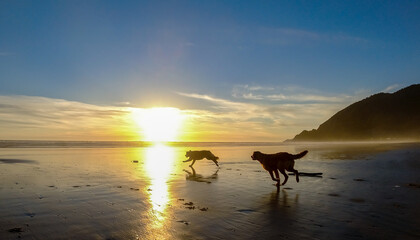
[1,139,419,149]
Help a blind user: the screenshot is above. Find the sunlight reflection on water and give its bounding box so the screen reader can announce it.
[144,144,175,228]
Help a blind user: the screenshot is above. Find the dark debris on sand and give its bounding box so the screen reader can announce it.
[8,227,23,233]
[406,183,420,188]
[183,201,195,209]
[328,193,340,197]
[181,201,209,211]
[353,178,366,182]
[177,220,189,225]
[24,212,35,218]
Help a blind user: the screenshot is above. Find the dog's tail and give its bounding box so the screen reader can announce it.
[293,150,308,160]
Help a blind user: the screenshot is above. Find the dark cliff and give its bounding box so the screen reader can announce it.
[292,84,420,141]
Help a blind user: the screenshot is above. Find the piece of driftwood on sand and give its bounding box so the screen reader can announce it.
[288,172,323,177]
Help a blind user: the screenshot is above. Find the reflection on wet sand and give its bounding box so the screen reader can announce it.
[183,166,219,183]
[266,188,299,211]
[144,145,175,229]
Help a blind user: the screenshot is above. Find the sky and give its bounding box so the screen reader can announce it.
[0,0,419,141]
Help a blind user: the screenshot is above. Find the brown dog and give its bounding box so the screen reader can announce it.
[251,150,308,186]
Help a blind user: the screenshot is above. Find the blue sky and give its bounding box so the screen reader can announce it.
[0,1,419,141]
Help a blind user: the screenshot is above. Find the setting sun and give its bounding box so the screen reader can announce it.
[131,107,184,142]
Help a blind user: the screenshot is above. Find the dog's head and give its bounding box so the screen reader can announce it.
[185,150,192,157]
[251,151,262,160]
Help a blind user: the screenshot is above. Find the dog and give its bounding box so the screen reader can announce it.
[183,150,219,167]
[251,150,308,186]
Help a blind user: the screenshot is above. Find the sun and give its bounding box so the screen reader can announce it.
[131,107,184,142]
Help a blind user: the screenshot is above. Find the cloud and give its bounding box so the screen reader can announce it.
[0,95,136,140]
[232,84,358,103]
[177,90,352,141]
[382,84,400,93]
[1,87,366,142]
[244,85,275,91]
[177,92,252,111]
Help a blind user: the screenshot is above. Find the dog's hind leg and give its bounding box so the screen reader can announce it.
[288,167,299,183]
[207,157,219,167]
[279,169,289,185]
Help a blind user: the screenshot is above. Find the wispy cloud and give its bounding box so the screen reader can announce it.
[177,92,252,111]
[177,89,354,141]
[232,84,360,103]
[0,95,135,140]
[382,84,400,93]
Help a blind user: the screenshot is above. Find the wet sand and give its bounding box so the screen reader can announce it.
[1,143,419,239]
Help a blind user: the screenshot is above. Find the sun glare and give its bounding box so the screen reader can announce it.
[131,107,184,142]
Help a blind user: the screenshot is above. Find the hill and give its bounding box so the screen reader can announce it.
[291,84,420,141]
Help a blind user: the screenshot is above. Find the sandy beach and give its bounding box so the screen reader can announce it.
[1,142,419,239]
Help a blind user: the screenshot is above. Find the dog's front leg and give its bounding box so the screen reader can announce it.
[274,170,281,186]
[189,160,196,167]
[269,171,280,186]
[183,157,192,162]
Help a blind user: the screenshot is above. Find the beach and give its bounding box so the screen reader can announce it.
[1,142,419,239]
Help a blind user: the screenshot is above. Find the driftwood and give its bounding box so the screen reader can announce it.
[288,172,323,177]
